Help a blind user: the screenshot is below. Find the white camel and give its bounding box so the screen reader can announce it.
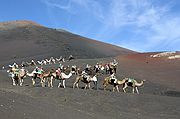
[58,72,73,88]
[122,78,146,94]
[37,60,43,65]
[50,71,73,88]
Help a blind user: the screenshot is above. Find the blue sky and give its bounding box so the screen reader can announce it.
[0,0,180,52]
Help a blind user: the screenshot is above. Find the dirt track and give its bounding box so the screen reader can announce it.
[1,56,180,119]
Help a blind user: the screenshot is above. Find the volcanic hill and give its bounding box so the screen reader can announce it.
[0,20,135,66]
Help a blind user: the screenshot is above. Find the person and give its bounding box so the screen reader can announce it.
[113,59,118,65]
[69,55,74,61]
[12,63,19,77]
[82,70,88,79]
[59,64,64,70]
[72,65,77,74]
[110,73,117,84]
[105,64,110,74]
[95,63,100,73]
[34,66,44,77]
[21,61,26,67]
[13,63,18,68]
[92,75,98,90]
[85,64,90,72]
[56,67,61,79]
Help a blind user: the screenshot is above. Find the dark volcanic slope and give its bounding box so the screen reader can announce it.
[0,20,135,65]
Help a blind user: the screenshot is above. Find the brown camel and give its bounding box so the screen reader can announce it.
[39,70,53,87]
[103,77,127,92]
[73,74,97,89]
[122,78,146,94]
[27,69,54,87]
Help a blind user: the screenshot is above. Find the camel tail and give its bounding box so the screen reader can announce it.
[102,78,106,86]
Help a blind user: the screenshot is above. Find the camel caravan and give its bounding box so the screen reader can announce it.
[15,55,73,68]
[6,58,145,94]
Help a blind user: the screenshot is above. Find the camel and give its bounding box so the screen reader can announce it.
[37,60,43,65]
[7,68,27,86]
[73,74,97,89]
[122,78,146,94]
[50,71,73,88]
[45,59,51,64]
[50,57,56,64]
[58,71,73,88]
[39,70,54,87]
[103,76,127,92]
[26,69,53,87]
[26,70,40,86]
[55,57,64,63]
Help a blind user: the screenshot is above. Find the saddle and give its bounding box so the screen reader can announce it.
[110,78,116,84]
[82,75,90,82]
[128,78,135,83]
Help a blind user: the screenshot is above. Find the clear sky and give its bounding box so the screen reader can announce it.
[0,0,180,52]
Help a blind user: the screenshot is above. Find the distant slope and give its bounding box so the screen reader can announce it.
[0,20,135,64]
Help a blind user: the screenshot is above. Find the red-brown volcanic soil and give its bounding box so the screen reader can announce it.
[116,52,180,92]
[0,20,180,119]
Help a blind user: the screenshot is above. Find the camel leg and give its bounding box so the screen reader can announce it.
[103,81,108,91]
[32,78,35,86]
[103,85,106,91]
[112,87,115,92]
[47,78,50,87]
[12,78,16,86]
[135,87,139,94]
[62,80,65,88]
[84,84,87,89]
[22,78,24,85]
[19,76,23,86]
[94,81,97,90]
[116,86,119,92]
[88,83,91,89]
[132,87,135,94]
[50,77,53,87]
[103,83,107,91]
[73,82,76,89]
[76,83,79,88]
[47,77,52,87]
[123,83,127,93]
[43,78,46,87]
[73,81,79,89]
[41,78,45,87]
[19,78,23,86]
[58,81,61,88]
